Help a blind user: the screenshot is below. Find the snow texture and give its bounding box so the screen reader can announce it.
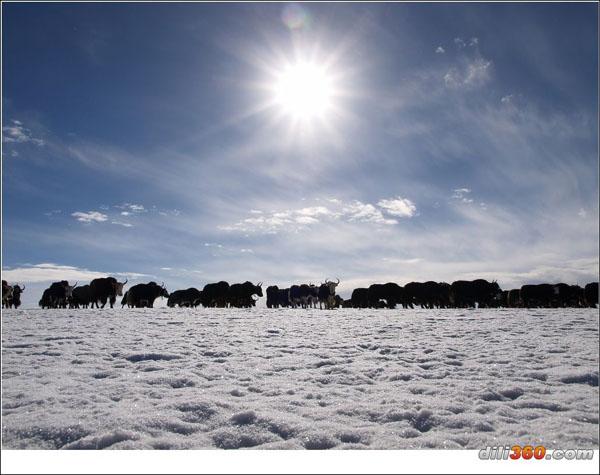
[2,308,598,449]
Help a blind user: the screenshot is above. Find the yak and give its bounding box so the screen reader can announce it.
[126,282,169,308]
[350,288,369,308]
[520,284,555,308]
[227,281,263,308]
[71,285,92,309]
[507,289,521,307]
[201,281,230,307]
[366,282,406,309]
[167,288,202,307]
[266,285,280,308]
[3,283,25,309]
[450,279,502,308]
[44,281,78,309]
[90,277,128,309]
[318,278,340,309]
[584,282,598,307]
[2,280,13,308]
[289,284,317,308]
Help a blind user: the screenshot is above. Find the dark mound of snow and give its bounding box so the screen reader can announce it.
[124,353,182,362]
[231,411,257,425]
[302,432,338,450]
[560,371,598,387]
[63,430,140,449]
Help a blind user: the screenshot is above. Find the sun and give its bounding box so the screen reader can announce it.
[273,62,334,121]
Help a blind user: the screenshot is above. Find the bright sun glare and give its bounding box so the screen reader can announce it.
[274,62,334,120]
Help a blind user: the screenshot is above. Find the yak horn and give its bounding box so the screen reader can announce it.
[336,277,340,284]
[123,278,128,285]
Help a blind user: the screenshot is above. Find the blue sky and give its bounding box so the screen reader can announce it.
[2,3,598,307]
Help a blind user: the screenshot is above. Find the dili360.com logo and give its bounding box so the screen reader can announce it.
[479,446,594,461]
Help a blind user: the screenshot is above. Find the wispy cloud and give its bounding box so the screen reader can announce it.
[220,197,413,233]
[444,57,492,89]
[451,188,474,203]
[71,211,108,223]
[116,203,146,213]
[111,221,133,228]
[2,120,45,147]
[454,37,466,49]
[454,37,478,49]
[1,263,147,284]
[435,46,445,54]
[377,197,417,217]
[343,201,397,225]
[67,202,177,227]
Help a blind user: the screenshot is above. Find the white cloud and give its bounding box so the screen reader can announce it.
[445,58,492,89]
[220,198,407,233]
[44,209,62,217]
[454,37,466,48]
[116,203,145,213]
[377,197,417,218]
[72,211,108,223]
[443,69,462,88]
[295,216,319,225]
[452,188,474,203]
[296,206,331,217]
[120,211,131,216]
[343,201,397,225]
[111,221,133,227]
[2,263,149,285]
[578,208,587,218]
[2,263,108,283]
[464,58,492,86]
[500,93,524,108]
[2,120,45,147]
[443,37,493,90]
[435,46,445,54]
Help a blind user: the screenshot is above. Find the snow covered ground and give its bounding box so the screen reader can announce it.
[2,308,598,450]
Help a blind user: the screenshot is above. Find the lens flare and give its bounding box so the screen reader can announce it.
[281,4,310,30]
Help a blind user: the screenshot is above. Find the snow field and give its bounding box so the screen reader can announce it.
[2,308,598,449]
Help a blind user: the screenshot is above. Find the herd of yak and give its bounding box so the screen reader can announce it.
[2,277,599,310]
